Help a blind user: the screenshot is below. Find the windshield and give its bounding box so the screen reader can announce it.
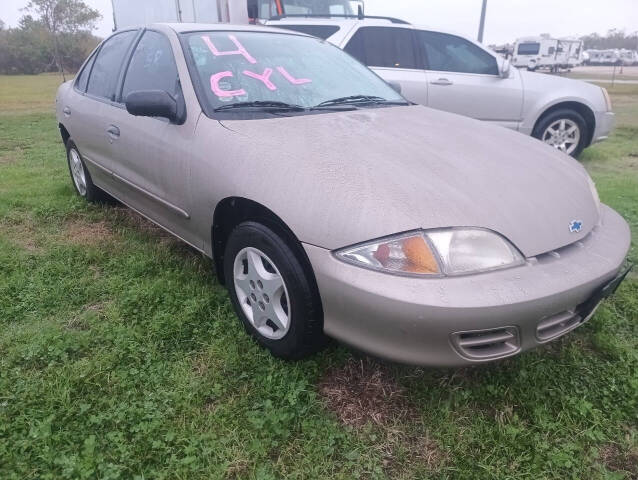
[256,0,356,18]
[182,31,406,118]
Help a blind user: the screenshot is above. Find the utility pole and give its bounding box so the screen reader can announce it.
[478,0,487,43]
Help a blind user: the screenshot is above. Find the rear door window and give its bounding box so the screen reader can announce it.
[417,31,498,75]
[86,30,137,101]
[121,30,180,100]
[75,53,96,93]
[344,27,418,69]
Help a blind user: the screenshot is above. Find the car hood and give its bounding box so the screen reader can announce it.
[217,105,599,257]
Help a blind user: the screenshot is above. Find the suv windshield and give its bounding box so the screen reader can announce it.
[256,0,355,18]
[182,31,406,118]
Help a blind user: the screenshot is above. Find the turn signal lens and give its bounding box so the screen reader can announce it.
[336,232,441,276]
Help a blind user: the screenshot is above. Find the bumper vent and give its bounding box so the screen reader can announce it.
[451,327,520,361]
[536,310,581,342]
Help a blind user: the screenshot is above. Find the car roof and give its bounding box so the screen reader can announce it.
[151,22,310,36]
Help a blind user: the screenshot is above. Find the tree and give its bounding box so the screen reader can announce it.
[21,0,101,80]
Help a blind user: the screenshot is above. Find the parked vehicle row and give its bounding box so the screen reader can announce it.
[56,24,631,366]
[267,17,615,157]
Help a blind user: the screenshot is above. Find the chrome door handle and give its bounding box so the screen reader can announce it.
[430,78,453,86]
[106,125,120,140]
[63,106,71,117]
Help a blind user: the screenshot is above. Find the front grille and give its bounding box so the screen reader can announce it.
[536,310,581,342]
[451,327,520,361]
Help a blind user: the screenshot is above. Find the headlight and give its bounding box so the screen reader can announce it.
[601,87,612,111]
[335,229,524,277]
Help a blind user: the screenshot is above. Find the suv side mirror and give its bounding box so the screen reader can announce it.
[388,81,402,94]
[125,90,181,123]
[499,58,511,78]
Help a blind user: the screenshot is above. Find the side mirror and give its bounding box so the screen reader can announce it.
[125,90,180,122]
[499,58,511,78]
[388,81,402,94]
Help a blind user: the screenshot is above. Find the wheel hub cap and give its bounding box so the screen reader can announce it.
[233,247,291,340]
[69,149,87,196]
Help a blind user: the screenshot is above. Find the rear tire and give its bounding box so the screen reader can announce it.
[532,108,589,158]
[66,140,112,203]
[224,221,327,360]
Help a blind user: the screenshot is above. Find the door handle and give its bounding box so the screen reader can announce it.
[430,78,454,86]
[63,106,71,117]
[106,125,120,140]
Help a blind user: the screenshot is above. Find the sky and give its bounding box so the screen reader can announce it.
[1,0,637,45]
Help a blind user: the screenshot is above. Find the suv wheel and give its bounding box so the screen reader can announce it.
[533,108,588,158]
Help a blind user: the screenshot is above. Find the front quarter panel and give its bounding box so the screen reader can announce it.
[519,72,608,136]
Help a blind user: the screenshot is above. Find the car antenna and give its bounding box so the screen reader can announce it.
[357,4,364,20]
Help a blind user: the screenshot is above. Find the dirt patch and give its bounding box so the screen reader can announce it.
[1,220,41,252]
[65,302,109,331]
[0,147,23,165]
[318,356,414,428]
[113,207,177,244]
[224,458,251,479]
[599,443,638,476]
[64,219,115,245]
[318,357,447,472]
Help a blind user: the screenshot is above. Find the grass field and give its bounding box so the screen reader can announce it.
[0,74,636,480]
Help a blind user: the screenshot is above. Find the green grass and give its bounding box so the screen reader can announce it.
[0,74,636,480]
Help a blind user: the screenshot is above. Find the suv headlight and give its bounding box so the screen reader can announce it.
[335,229,524,277]
[601,87,612,111]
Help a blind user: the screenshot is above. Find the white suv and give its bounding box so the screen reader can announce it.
[267,16,615,157]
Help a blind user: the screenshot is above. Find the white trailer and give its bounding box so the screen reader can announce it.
[512,35,583,72]
[619,49,638,66]
[111,0,360,30]
[585,49,621,66]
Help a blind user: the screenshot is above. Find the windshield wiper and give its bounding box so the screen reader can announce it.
[213,101,306,112]
[313,95,407,108]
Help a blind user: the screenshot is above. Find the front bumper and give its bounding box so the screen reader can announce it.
[304,205,631,366]
[591,111,615,144]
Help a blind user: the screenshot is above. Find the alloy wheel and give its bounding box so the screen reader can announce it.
[541,119,581,155]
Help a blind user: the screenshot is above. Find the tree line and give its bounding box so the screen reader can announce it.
[0,0,101,76]
[581,29,638,50]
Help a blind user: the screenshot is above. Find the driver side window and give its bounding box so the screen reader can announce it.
[121,30,180,101]
[417,30,498,75]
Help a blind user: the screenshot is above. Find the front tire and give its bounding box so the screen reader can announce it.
[224,221,326,360]
[66,140,111,203]
[533,108,589,158]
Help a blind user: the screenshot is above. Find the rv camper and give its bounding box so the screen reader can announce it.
[619,49,638,66]
[111,0,361,29]
[512,35,583,72]
[585,49,622,66]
